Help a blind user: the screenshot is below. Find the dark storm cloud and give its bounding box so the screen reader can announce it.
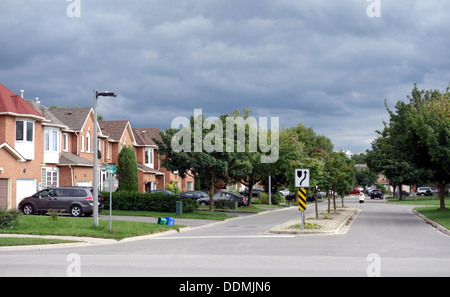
[1,0,449,153]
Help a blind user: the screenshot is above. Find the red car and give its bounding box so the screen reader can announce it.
[349,188,361,194]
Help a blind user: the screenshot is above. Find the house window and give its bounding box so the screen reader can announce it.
[63,133,69,152]
[44,128,59,152]
[145,148,154,168]
[15,120,34,142]
[41,167,59,188]
[80,134,85,152]
[86,132,91,153]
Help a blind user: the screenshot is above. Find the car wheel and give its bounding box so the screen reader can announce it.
[70,205,83,217]
[200,201,208,206]
[22,203,34,215]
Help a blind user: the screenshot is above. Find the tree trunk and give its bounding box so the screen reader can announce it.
[439,183,446,210]
[209,172,215,211]
[327,195,331,213]
[332,186,336,210]
[399,183,403,200]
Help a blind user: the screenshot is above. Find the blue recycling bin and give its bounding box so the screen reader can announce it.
[166,216,175,226]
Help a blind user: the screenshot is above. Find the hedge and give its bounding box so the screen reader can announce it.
[100,191,198,213]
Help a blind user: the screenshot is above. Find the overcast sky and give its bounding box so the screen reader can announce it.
[1,0,449,153]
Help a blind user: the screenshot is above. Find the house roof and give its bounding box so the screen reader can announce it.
[132,128,162,147]
[0,83,45,120]
[100,120,136,144]
[48,107,93,131]
[137,163,165,175]
[58,152,93,167]
[26,100,67,128]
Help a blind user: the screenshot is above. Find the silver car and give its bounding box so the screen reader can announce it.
[18,187,104,217]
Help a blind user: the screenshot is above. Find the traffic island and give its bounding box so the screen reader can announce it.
[268,207,360,235]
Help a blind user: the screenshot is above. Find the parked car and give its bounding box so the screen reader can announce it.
[279,189,290,196]
[150,190,174,195]
[394,190,410,197]
[18,186,104,217]
[416,187,438,196]
[198,191,248,207]
[240,188,265,197]
[349,188,361,194]
[370,189,384,199]
[179,190,209,200]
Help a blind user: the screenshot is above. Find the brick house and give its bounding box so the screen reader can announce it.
[0,84,46,209]
[132,127,195,192]
[0,83,195,210]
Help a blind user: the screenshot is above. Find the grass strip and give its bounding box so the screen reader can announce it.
[0,237,79,246]
[414,207,450,230]
[0,215,183,240]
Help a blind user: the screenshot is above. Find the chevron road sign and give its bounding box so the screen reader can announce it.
[298,188,307,211]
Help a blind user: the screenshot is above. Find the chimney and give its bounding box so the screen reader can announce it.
[35,97,40,105]
[20,90,24,98]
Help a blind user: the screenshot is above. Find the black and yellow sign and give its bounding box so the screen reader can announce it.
[298,188,307,211]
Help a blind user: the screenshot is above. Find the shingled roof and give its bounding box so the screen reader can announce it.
[132,127,162,147]
[48,107,93,131]
[99,120,136,143]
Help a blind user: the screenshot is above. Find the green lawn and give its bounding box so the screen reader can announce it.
[0,205,273,246]
[102,209,239,220]
[387,195,450,206]
[0,237,78,246]
[414,207,450,230]
[0,215,182,240]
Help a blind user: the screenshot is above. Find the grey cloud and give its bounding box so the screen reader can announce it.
[1,0,449,154]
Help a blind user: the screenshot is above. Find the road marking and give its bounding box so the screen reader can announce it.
[153,235,295,239]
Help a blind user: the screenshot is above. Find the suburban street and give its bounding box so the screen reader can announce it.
[1,196,449,278]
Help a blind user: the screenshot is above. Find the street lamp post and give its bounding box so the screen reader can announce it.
[93,89,116,227]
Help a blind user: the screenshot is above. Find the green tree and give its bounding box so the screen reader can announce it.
[355,168,378,192]
[367,84,449,206]
[409,85,449,209]
[226,110,280,205]
[116,145,138,192]
[154,112,235,211]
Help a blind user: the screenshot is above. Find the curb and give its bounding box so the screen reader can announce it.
[268,207,360,235]
[411,210,450,236]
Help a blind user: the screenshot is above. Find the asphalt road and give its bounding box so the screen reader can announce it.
[1,196,449,277]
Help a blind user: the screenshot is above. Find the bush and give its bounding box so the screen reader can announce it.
[0,209,21,229]
[101,191,198,213]
[259,192,269,204]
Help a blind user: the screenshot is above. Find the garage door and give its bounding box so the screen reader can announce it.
[75,181,92,187]
[16,179,37,208]
[0,179,8,209]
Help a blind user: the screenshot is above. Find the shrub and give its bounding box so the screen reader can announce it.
[116,145,139,192]
[0,209,21,229]
[101,191,198,213]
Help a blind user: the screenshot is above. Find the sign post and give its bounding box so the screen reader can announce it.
[298,188,307,230]
[105,164,117,232]
[295,169,310,230]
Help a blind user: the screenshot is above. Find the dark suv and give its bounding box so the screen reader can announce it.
[18,187,104,217]
[370,189,384,199]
